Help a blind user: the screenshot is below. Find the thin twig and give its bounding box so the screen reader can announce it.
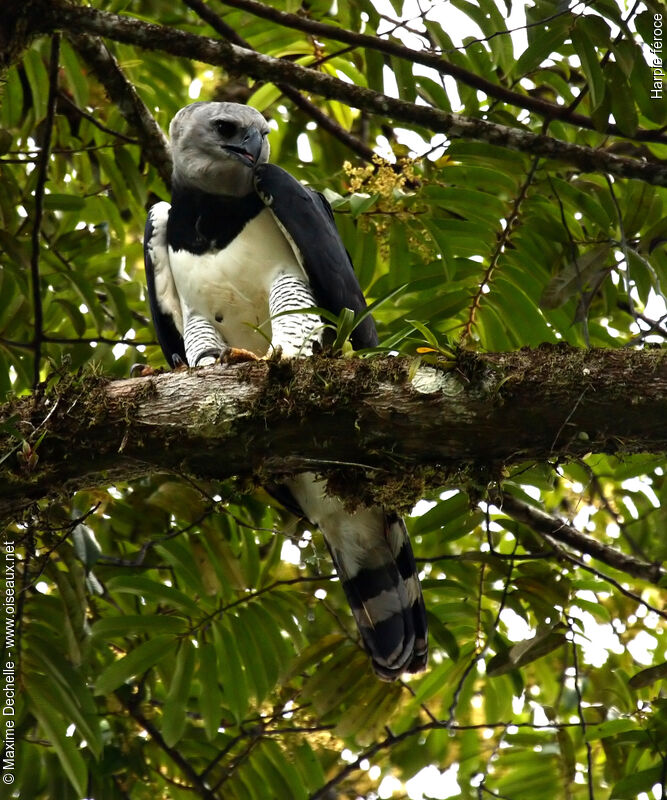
[443,545,516,727]
[308,717,586,799]
[23,503,102,592]
[548,174,593,346]
[58,91,140,143]
[120,694,218,799]
[192,574,334,632]
[568,617,596,800]
[0,336,156,350]
[606,173,636,319]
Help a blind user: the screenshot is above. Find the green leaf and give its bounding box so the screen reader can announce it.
[244,602,289,686]
[284,633,347,681]
[22,47,49,121]
[606,62,638,136]
[213,620,249,723]
[611,766,665,799]
[42,194,87,212]
[571,20,606,111]
[24,651,102,760]
[411,491,470,536]
[0,129,12,155]
[332,306,357,351]
[584,718,640,741]
[294,740,326,793]
[105,575,201,614]
[487,627,567,677]
[628,661,667,690]
[198,641,223,740]
[27,685,88,797]
[513,16,571,77]
[60,40,89,107]
[162,639,196,747]
[147,480,207,522]
[247,82,284,114]
[90,614,187,638]
[94,634,176,695]
[426,612,460,662]
[348,192,379,217]
[229,610,270,703]
[256,740,308,800]
[72,523,101,569]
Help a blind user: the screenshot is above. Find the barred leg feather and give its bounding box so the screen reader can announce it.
[182,310,227,366]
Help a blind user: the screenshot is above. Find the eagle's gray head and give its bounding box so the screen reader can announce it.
[169,102,271,196]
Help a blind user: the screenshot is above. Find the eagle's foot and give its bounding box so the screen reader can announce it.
[220,347,260,364]
[130,363,158,378]
[171,354,189,371]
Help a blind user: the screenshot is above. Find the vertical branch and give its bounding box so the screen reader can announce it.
[30,33,60,389]
[460,156,540,344]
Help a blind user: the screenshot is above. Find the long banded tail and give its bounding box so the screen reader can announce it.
[325,512,428,681]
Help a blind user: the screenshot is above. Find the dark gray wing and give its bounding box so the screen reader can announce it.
[144,202,186,367]
[254,163,378,350]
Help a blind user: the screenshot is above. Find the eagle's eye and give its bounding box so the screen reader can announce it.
[214,119,237,139]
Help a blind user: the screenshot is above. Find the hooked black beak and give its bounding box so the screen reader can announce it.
[222,126,263,167]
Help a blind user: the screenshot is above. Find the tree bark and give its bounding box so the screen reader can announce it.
[2,347,666,520]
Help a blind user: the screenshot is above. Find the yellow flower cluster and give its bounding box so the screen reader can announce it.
[342,155,436,263]
[342,155,417,197]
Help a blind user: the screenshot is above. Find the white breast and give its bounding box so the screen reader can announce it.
[169,209,306,354]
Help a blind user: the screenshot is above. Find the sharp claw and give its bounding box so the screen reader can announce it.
[263,345,284,362]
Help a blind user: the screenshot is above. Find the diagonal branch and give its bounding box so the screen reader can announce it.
[119,693,218,799]
[37,4,667,187]
[67,32,172,188]
[500,492,666,585]
[216,0,667,146]
[183,0,376,163]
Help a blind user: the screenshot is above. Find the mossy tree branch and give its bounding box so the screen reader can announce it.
[2,347,666,521]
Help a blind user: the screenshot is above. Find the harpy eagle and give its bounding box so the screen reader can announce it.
[143,101,427,679]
